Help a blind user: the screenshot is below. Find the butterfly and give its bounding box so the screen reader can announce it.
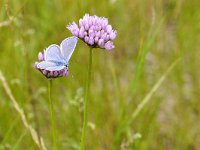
[37,36,78,71]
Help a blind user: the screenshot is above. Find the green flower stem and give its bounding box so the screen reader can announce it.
[80,47,93,150]
[48,80,57,150]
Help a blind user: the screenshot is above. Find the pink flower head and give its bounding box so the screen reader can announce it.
[67,14,117,50]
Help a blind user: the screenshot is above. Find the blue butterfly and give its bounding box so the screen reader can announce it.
[37,36,78,71]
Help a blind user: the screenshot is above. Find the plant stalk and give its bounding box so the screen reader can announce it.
[48,80,57,150]
[80,47,93,150]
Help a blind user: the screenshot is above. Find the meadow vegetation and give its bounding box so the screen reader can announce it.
[0,0,200,149]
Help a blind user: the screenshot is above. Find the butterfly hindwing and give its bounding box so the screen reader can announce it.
[37,61,66,71]
[37,61,57,70]
[46,66,66,71]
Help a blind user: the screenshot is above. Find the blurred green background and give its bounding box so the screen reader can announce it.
[0,0,200,149]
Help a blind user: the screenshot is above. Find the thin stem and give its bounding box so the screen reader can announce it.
[48,80,57,150]
[80,47,93,150]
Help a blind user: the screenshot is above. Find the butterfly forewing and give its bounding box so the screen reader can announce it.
[60,36,78,62]
[45,44,66,63]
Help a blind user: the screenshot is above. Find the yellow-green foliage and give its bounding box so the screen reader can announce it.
[0,0,200,149]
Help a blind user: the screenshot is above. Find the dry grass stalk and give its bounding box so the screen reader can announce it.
[0,70,47,150]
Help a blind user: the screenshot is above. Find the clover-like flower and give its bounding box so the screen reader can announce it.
[67,14,117,50]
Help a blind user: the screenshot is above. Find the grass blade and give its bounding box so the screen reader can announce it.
[12,131,27,150]
[131,58,181,121]
[115,58,181,145]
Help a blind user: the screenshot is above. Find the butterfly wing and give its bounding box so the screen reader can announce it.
[46,65,66,71]
[60,36,78,62]
[45,44,66,63]
[37,38,77,72]
[37,61,57,70]
[37,61,66,71]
